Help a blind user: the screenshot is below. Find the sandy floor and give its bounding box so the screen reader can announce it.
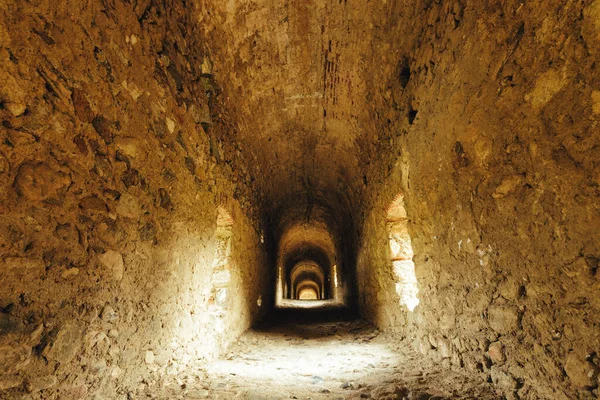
[147,319,501,400]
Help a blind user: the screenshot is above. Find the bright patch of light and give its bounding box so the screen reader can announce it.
[387,193,419,312]
[333,264,338,288]
[206,335,397,384]
[405,297,420,311]
[392,257,420,312]
[389,240,401,256]
[298,287,318,300]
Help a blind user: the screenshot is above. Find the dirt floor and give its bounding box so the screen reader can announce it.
[144,317,501,400]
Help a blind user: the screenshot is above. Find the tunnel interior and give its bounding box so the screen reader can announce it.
[273,211,348,309]
[289,260,326,300]
[1,0,599,399]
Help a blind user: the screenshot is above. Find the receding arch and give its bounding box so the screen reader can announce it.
[289,260,325,299]
[296,280,320,300]
[275,221,343,308]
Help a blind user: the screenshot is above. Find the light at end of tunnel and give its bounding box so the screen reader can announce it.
[257,295,262,307]
[298,287,318,300]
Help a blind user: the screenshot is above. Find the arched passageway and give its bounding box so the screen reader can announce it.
[0,0,597,399]
[289,260,326,300]
[274,220,344,309]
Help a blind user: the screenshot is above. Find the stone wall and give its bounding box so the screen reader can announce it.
[1,0,599,398]
[358,0,600,399]
[0,0,268,397]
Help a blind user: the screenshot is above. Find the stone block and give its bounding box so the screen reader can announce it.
[487,341,506,364]
[27,375,58,393]
[0,344,31,374]
[564,352,598,388]
[488,305,520,334]
[98,250,124,282]
[43,324,81,365]
[13,162,71,202]
[490,366,517,392]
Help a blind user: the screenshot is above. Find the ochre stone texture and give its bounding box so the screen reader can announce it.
[0,0,269,397]
[356,1,600,399]
[0,0,599,399]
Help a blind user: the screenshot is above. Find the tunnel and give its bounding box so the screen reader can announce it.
[275,218,345,308]
[1,0,599,399]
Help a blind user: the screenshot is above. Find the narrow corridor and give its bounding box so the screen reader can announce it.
[1,1,598,399]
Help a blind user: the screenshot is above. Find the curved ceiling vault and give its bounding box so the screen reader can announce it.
[197,0,400,223]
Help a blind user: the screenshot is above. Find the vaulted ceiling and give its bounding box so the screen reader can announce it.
[197,0,417,232]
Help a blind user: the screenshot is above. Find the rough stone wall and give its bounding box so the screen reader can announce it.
[0,1,268,397]
[358,0,600,399]
[195,0,422,310]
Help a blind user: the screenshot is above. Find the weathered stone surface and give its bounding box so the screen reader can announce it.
[564,352,598,389]
[71,88,95,123]
[27,324,44,347]
[212,270,231,288]
[8,131,37,147]
[487,342,505,365]
[592,91,600,115]
[0,0,270,397]
[492,175,525,199]
[0,73,27,117]
[116,193,141,219]
[0,313,22,334]
[582,0,600,57]
[0,344,31,374]
[91,115,114,144]
[98,250,124,282]
[490,367,517,392]
[13,163,71,202]
[79,195,107,212]
[429,336,452,360]
[114,137,145,161]
[352,3,598,399]
[43,324,81,365]
[0,375,23,391]
[61,267,80,279]
[26,375,58,393]
[488,306,520,335]
[145,350,155,364]
[2,257,45,272]
[0,152,9,174]
[100,305,119,322]
[89,359,108,375]
[524,68,569,110]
